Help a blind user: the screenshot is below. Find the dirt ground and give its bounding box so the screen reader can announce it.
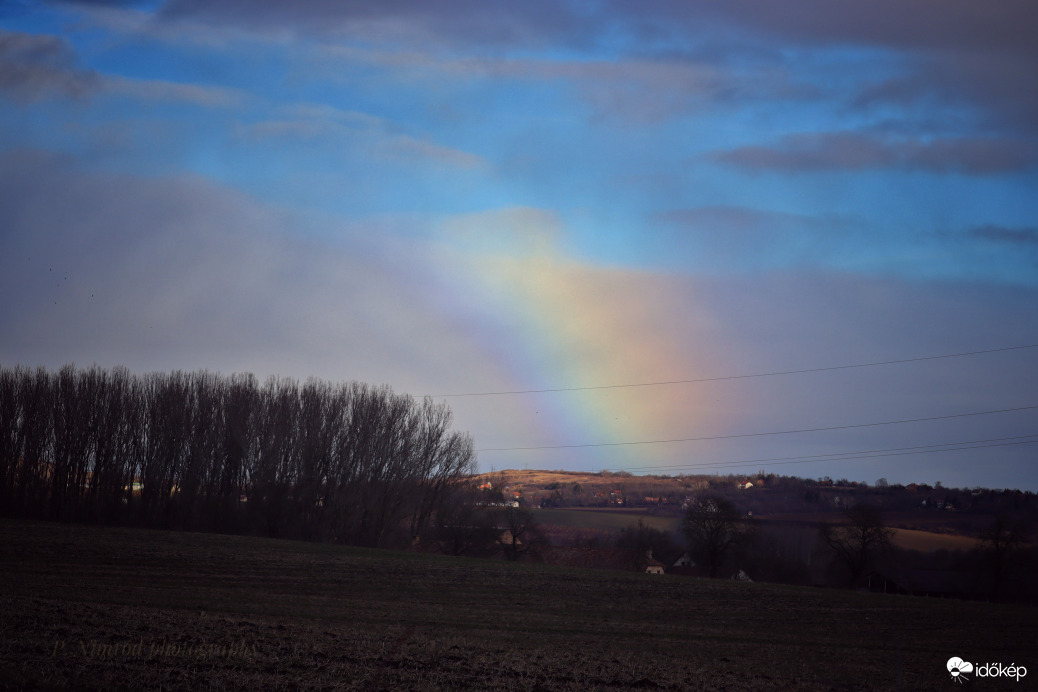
[1,519,1033,690]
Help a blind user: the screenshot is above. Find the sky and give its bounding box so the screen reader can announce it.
[2,1,1037,490]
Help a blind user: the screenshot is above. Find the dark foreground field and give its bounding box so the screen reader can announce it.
[1,520,1033,690]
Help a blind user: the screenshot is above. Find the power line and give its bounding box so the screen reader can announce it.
[431,343,1038,397]
[475,404,1038,452]
[617,438,1038,474]
[599,434,1038,473]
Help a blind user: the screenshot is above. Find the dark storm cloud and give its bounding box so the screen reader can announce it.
[713,132,1038,175]
[0,28,100,100]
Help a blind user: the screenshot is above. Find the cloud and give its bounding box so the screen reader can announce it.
[629,1,1038,134]
[315,43,807,125]
[0,28,101,101]
[3,150,1037,487]
[969,225,1038,246]
[650,205,850,270]
[158,0,594,49]
[104,74,247,107]
[713,132,1038,175]
[628,0,1038,56]
[238,102,485,169]
[656,206,830,234]
[118,0,1038,131]
[457,56,795,123]
[438,235,1038,487]
[144,0,1038,124]
[0,149,496,390]
[439,207,563,254]
[377,133,485,169]
[0,27,248,109]
[156,0,1038,59]
[853,53,1038,135]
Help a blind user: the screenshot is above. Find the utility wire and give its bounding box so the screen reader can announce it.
[431,343,1038,397]
[475,404,1038,452]
[599,434,1038,473]
[615,438,1038,474]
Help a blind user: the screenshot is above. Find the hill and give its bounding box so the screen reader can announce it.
[475,468,1037,538]
[2,518,1033,689]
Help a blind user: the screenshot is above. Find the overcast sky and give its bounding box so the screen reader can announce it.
[2,1,1037,489]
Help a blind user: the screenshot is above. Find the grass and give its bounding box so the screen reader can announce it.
[533,507,679,533]
[888,528,980,552]
[1,519,1034,690]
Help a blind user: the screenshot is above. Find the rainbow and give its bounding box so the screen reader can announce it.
[432,215,736,472]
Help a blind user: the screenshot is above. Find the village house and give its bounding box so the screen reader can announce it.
[672,552,696,568]
[640,549,666,575]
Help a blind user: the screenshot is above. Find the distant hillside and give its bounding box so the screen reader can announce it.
[474,469,1038,537]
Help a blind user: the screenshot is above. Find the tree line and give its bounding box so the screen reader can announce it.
[0,364,475,547]
[675,494,1034,602]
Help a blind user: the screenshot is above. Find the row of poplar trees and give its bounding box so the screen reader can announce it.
[0,364,475,547]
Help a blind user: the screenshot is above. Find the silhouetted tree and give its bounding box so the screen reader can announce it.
[977,514,1028,602]
[496,505,541,561]
[682,494,754,578]
[819,503,894,588]
[0,364,475,546]
[616,519,680,568]
[429,482,499,556]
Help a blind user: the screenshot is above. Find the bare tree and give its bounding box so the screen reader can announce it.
[978,514,1028,602]
[682,494,754,578]
[496,505,541,561]
[250,376,300,537]
[51,364,100,521]
[819,503,895,588]
[430,481,499,556]
[407,399,475,545]
[16,367,53,518]
[0,365,477,545]
[0,367,23,513]
[616,519,680,569]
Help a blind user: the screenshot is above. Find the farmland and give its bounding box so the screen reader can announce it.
[532,506,981,553]
[492,468,1008,554]
[2,519,1034,690]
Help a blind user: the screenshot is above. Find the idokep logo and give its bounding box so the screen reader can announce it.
[947,658,974,683]
[947,657,1028,684]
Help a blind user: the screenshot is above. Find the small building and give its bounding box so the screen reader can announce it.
[640,549,666,575]
[672,552,696,568]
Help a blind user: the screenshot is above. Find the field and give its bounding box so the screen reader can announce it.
[2,519,1034,690]
[490,469,998,554]
[532,507,981,554]
[533,507,679,534]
